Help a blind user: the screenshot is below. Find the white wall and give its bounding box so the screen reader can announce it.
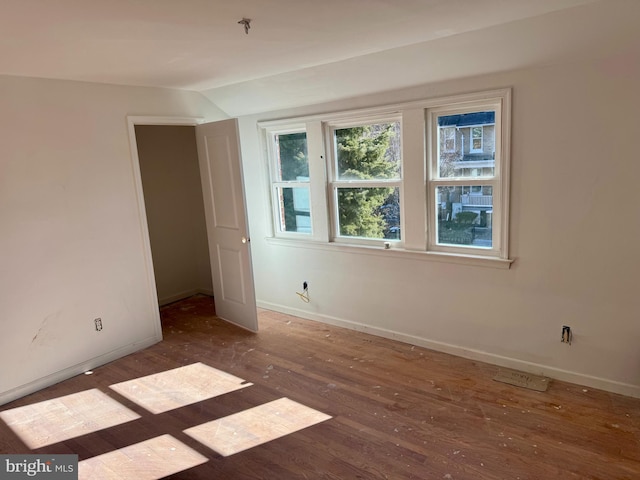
[0,75,226,404]
[135,125,213,305]
[238,53,640,396]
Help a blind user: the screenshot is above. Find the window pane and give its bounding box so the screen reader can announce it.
[471,126,483,152]
[337,187,400,240]
[275,132,308,181]
[436,186,492,248]
[441,127,456,152]
[277,187,311,234]
[335,122,401,180]
[437,112,495,178]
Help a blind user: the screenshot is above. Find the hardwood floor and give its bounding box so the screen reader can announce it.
[1,294,639,479]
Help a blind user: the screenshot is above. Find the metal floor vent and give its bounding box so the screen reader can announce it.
[493,368,550,392]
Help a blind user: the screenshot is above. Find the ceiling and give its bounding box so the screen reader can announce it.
[1,0,637,116]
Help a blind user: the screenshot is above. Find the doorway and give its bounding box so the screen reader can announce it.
[135,124,213,307]
[126,116,258,333]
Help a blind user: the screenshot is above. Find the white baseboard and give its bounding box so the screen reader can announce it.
[257,301,640,399]
[158,288,213,306]
[0,335,162,407]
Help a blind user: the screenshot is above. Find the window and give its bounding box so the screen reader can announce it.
[441,126,456,152]
[328,119,402,243]
[267,128,311,235]
[428,93,509,259]
[470,126,483,152]
[261,89,511,267]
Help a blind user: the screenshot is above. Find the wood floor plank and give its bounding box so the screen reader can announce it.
[1,294,639,479]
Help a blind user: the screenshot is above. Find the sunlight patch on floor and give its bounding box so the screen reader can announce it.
[184,397,331,456]
[78,434,208,480]
[0,389,140,449]
[109,362,253,414]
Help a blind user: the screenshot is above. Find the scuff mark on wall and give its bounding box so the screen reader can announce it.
[30,311,62,347]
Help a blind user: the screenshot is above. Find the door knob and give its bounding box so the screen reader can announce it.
[241,236,250,244]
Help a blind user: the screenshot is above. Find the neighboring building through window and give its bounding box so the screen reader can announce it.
[430,103,506,256]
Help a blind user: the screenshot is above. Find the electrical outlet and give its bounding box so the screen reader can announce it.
[94,318,103,332]
[296,281,310,303]
[561,325,571,345]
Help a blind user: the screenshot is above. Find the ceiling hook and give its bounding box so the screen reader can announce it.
[238,18,251,35]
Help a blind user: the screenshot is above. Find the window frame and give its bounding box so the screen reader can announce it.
[325,115,404,247]
[258,88,512,268]
[264,123,314,239]
[425,91,510,260]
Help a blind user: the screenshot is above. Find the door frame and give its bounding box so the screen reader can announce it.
[126,115,203,339]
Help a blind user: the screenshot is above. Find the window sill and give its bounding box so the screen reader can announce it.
[264,237,514,269]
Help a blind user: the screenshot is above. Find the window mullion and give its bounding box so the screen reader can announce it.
[306,120,329,242]
[430,178,497,187]
[332,180,402,188]
[273,181,307,188]
[399,108,425,250]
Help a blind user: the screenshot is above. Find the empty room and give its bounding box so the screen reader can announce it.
[1,1,639,479]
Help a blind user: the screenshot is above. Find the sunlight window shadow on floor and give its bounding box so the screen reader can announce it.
[109,362,253,414]
[184,397,332,457]
[78,434,208,480]
[0,389,140,449]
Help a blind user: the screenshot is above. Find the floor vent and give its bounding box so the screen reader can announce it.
[494,368,550,392]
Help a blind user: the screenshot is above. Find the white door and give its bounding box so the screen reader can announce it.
[196,118,258,332]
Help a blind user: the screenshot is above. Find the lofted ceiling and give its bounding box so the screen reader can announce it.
[1,0,637,115]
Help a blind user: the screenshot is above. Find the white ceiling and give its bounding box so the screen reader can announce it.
[1,0,637,115]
